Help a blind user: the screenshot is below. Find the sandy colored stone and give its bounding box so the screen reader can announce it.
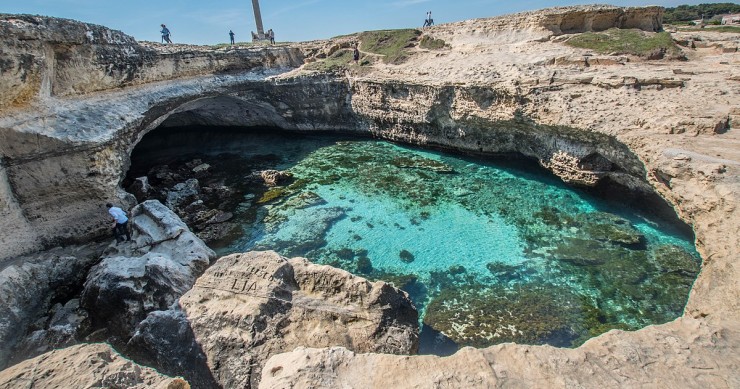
[262,316,740,388]
[0,5,738,389]
[0,343,188,389]
[129,251,418,388]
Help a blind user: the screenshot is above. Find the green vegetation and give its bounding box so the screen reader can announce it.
[305,28,422,71]
[419,35,448,50]
[257,187,285,204]
[358,29,421,64]
[683,25,740,33]
[304,49,355,72]
[663,3,740,24]
[565,28,681,57]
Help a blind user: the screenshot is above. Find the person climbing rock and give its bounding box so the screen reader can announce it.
[229,29,235,45]
[353,44,360,62]
[160,24,172,43]
[106,203,131,244]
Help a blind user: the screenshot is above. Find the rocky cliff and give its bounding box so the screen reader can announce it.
[0,4,738,389]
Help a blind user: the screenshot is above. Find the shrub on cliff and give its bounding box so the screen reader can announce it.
[419,35,449,50]
[663,3,740,24]
[565,28,682,59]
[358,29,421,64]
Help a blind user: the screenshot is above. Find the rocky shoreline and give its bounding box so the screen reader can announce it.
[1,4,738,388]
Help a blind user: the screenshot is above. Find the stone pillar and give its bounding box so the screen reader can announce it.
[252,0,265,39]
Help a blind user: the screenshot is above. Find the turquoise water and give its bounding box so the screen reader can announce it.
[133,129,701,353]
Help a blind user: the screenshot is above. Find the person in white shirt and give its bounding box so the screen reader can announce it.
[106,203,131,243]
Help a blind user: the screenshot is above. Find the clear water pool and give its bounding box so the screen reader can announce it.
[132,129,701,354]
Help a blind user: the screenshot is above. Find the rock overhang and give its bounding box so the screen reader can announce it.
[0,4,738,388]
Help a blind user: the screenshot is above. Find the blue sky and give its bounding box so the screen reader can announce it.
[0,1,717,44]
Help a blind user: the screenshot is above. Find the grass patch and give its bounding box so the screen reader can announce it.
[681,26,740,33]
[419,35,448,50]
[358,29,421,64]
[565,28,681,57]
[304,49,355,72]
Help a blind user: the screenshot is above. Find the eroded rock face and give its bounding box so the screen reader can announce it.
[81,200,215,338]
[0,343,189,389]
[0,244,104,369]
[128,251,418,389]
[0,14,303,110]
[1,4,738,388]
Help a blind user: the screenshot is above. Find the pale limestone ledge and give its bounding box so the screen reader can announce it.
[0,4,738,388]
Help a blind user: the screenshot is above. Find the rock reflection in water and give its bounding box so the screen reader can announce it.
[127,128,701,353]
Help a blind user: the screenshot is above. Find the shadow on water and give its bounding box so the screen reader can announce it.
[129,126,347,176]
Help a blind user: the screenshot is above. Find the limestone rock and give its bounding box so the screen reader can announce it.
[127,176,152,202]
[165,178,201,211]
[261,318,740,389]
[128,251,418,389]
[80,200,214,339]
[259,169,294,186]
[9,298,89,367]
[0,245,103,369]
[0,5,739,389]
[0,343,189,389]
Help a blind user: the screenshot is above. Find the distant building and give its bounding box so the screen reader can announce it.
[721,14,740,25]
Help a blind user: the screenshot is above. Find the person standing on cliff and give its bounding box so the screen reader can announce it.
[268,29,275,45]
[106,203,131,244]
[161,24,172,44]
[229,29,235,45]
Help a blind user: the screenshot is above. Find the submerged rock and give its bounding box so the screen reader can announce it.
[129,250,418,389]
[424,283,586,347]
[81,200,215,339]
[259,169,294,186]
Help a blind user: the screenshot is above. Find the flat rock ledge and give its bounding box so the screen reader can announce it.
[261,317,740,388]
[128,250,419,389]
[81,200,215,339]
[0,343,188,389]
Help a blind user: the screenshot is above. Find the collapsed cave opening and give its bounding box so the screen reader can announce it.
[124,122,700,355]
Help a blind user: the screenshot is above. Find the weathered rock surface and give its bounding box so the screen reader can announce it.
[128,251,418,389]
[0,244,105,369]
[81,200,215,338]
[259,169,294,186]
[0,343,189,389]
[262,316,740,388]
[0,14,304,110]
[0,4,738,388]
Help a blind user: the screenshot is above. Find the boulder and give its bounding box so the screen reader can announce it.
[81,200,215,339]
[0,245,103,369]
[259,169,294,186]
[0,343,189,389]
[129,251,418,389]
[9,299,88,367]
[127,176,152,202]
[165,179,201,211]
